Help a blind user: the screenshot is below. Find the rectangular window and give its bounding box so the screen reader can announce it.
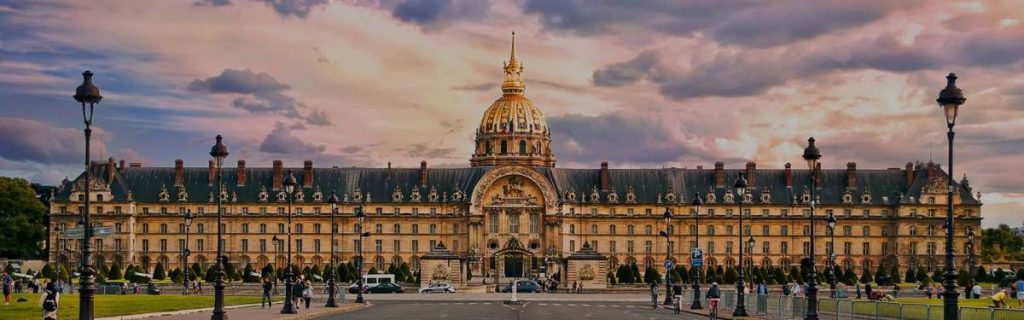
[727,225,734,235]
[862,226,870,236]
[314,239,321,253]
[781,208,789,217]
[393,207,400,215]
[375,240,382,252]
[645,208,652,216]
[881,226,889,236]
[761,209,769,216]
[242,239,249,252]
[844,209,852,218]
[278,223,285,234]
[197,239,204,251]
[296,239,304,252]
[509,214,520,233]
[609,241,617,253]
[241,207,249,215]
[242,224,249,233]
[429,240,436,251]
[844,242,852,255]
[628,225,635,235]
[862,242,870,255]
[260,207,267,214]
[260,239,266,252]
[489,213,499,233]
[295,207,303,215]
[393,240,400,252]
[160,239,167,252]
[142,239,149,252]
[881,243,889,256]
[843,226,852,236]
[707,241,715,254]
[803,242,810,255]
[762,241,770,254]
[726,209,733,217]
[529,214,539,233]
[116,223,123,233]
[412,240,419,253]
[142,224,149,234]
[626,240,634,254]
[314,223,321,234]
[354,240,361,253]
[781,242,789,254]
[762,225,770,235]
[570,240,576,253]
[177,239,185,252]
[726,241,733,254]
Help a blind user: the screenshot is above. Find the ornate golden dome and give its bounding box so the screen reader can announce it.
[471,32,556,168]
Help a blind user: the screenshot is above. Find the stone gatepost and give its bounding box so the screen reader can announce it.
[565,242,607,289]
[418,242,463,288]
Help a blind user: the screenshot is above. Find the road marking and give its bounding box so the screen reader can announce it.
[568,303,576,306]
[552,303,561,306]
[596,304,605,307]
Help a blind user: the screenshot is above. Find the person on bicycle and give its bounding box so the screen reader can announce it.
[650,281,659,309]
[672,283,683,314]
[706,282,721,318]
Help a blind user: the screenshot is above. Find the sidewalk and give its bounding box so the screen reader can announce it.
[98,298,368,320]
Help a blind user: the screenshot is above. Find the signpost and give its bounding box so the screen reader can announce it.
[61,226,113,239]
[664,259,675,270]
[691,248,704,267]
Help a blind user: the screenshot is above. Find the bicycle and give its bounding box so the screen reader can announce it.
[708,298,720,320]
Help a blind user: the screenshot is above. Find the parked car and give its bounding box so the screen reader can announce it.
[347,274,396,292]
[418,283,456,293]
[499,280,541,293]
[364,282,404,294]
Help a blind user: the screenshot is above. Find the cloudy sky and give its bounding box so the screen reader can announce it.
[1,0,1022,227]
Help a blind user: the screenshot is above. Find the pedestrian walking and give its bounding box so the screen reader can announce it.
[292,279,304,308]
[650,281,659,309]
[39,281,60,320]
[864,283,872,300]
[578,281,583,294]
[261,278,273,309]
[302,280,312,309]
[855,282,862,299]
[2,271,12,305]
[672,283,683,314]
[1014,278,1024,308]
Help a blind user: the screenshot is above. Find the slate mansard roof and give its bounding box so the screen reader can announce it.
[57,160,980,206]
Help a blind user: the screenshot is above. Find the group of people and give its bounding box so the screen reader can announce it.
[184,279,204,294]
[989,279,1024,309]
[289,276,314,309]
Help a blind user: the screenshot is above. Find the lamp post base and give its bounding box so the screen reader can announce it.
[212,276,228,320]
[79,267,96,320]
[280,280,298,314]
[325,280,338,308]
[691,284,703,309]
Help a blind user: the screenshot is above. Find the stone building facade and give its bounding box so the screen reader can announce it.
[48,36,983,283]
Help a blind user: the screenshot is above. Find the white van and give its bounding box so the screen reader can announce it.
[350,274,396,290]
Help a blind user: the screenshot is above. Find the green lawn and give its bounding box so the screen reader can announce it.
[0,293,275,320]
[813,297,1024,320]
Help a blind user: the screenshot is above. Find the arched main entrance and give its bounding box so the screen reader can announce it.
[493,238,534,278]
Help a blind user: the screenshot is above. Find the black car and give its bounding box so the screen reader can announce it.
[499,280,541,293]
[350,282,404,294]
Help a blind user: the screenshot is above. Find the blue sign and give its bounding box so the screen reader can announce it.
[691,249,704,267]
[664,260,674,270]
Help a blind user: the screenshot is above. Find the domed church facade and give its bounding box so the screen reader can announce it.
[49,34,982,287]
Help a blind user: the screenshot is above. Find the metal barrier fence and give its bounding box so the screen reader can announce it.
[695,288,1024,320]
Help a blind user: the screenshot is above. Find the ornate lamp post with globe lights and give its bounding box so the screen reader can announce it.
[937,73,966,320]
[73,70,102,320]
[827,212,837,297]
[733,173,749,317]
[209,135,230,320]
[802,137,823,320]
[325,191,340,307]
[355,201,370,303]
[690,193,704,309]
[280,170,299,314]
[183,210,194,295]
[660,206,674,305]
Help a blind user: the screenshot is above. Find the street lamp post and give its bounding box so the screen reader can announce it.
[662,207,674,305]
[803,137,823,320]
[209,135,230,320]
[73,70,102,320]
[272,235,280,282]
[937,73,966,320]
[355,203,369,303]
[54,226,63,287]
[966,228,975,298]
[183,210,194,295]
[325,191,340,307]
[733,173,749,317]
[691,193,704,309]
[280,170,298,314]
[827,213,837,298]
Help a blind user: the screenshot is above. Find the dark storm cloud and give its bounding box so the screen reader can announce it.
[388,0,492,27]
[522,0,748,36]
[189,69,331,123]
[960,31,1024,67]
[253,0,329,18]
[548,112,694,164]
[602,36,947,100]
[708,0,914,48]
[188,69,290,94]
[592,50,660,87]
[259,123,326,154]
[397,142,458,159]
[193,0,232,7]
[0,117,107,165]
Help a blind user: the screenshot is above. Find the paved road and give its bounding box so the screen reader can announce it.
[315,300,708,320]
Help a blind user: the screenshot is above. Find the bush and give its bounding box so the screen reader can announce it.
[974,265,988,283]
[643,266,662,284]
[906,267,918,284]
[59,265,71,283]
[958,268,971,285]
[888,267,901,284]
[723,266,738,284]
[243,264,259,283]
[108,263,123,280]
[368,266,380,275]
[616,265,634,284]
[153,263,167,280]
[41,264,55,280]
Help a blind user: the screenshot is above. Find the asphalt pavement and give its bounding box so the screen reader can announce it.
[314,299,709,320]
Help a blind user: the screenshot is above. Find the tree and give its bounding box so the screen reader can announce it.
[958,268,971,285]
[170,268,183,283]
[262,264,275,280]
[994,268,1007,284]
[153,262,167,280]
[905,267,917,284]
[860,268,872,284]
[311,265,323,281]
[789,266,803,284]
[974,265,988,283]
[931,269,943,283]
[399,262,412,283]
[874,265,888,285]
[616,265,634,284]
[58,264,70,283]
[40,264,54,280]
[0,177,47,259]
[889,267,901,284]
[706,266,719,283]
[95,270,107,283]
[224,263,236,281]
[915,267,928,284]
[368,266,379,275]
[643,266,662,284]
[124,263,137,282]
[387,263,398,276]
[109,263,123,280]
[723,266,738,284]
[844,267,856,285]
[206,265,217,282]
[243,264,258,283]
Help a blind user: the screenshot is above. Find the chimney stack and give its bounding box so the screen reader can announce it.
[784,162,792,187]
[107,157,116,183]
[714,162,725,187]
[419,161,428,186]
[696,165,703,170]
[208,160,216,185]
[119,159,125,170]
[814,163,822,188]
[272,160,283,190]
[129,162,142,168]
[236,160,246,186]
[746,161,757,186]
[905,162,914,187]
[847,162,858,189]
[600,161,609,191]
[174,159,184,186]
[303,160,314,188]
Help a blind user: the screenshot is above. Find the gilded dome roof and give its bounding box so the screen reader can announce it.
[477,32,548,135]
[479,94,547,135]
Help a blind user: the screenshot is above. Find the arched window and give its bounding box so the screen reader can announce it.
[485,141,492,154]
[519,140,527,154]
[500,140,508,154]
